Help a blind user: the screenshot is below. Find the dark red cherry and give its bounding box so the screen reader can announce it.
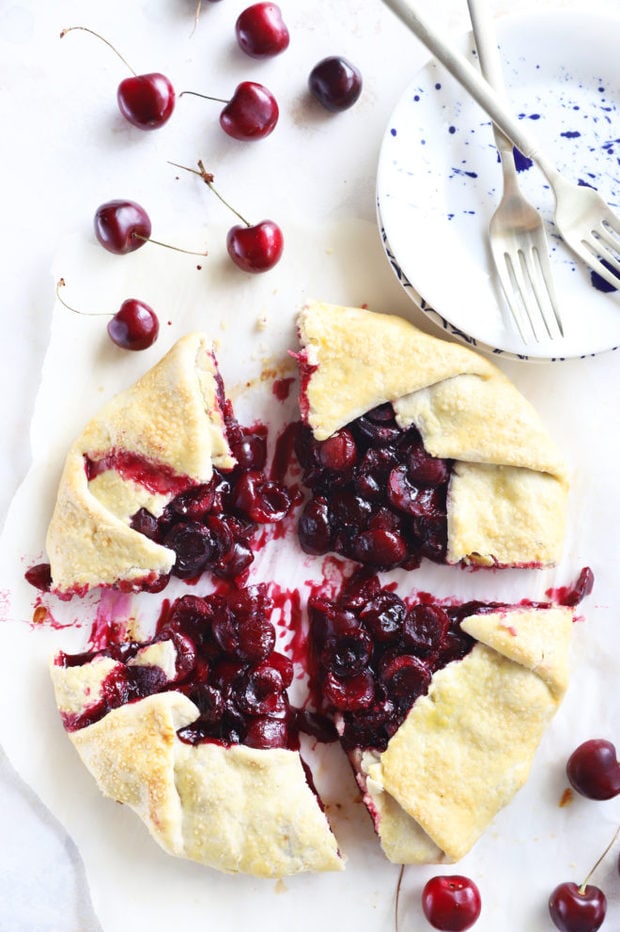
[117,73,175,129]
[359,591,406,642]
[317,428,357,471]
[353,527,407,568]
[220,81,279,140]
[308,56,362,112]
[566,739,620,800]
[548,882,607,932]
[244,716,288,749]
[403,604,450,656]
[324,668,375,711]
[226,219,283,272]
[94,199,151,254]
[163,522,215,578]
[235,3,290,58]
[379,654,431,701]
[298,496,332,554]
[25,563,53,592]
[231,471,290,522]
[107,299,159,350]
[422,875,482,931]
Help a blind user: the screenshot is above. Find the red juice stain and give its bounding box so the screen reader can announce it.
[546,566,594,607]
[269,583,307,666]
[87,591,135,651]
[85,449,192,497]
[272,376,296,402]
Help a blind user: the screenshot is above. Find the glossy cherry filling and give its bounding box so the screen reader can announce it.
[295,403,452,570]
[126,424,291,586]
[306,572,516,753]
[55,584,309,751]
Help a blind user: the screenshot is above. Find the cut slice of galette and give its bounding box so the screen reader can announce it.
[294,302,568,570]
[41,332,292,597]
[50,584,343,877]
[307,569,591,864]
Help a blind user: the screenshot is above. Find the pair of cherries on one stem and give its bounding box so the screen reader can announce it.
[61,24,279,140]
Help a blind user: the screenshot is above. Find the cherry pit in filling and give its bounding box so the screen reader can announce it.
[294,403,452,570]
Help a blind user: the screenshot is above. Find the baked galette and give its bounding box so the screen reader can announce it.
[306,571,582,864]
[43,333,291,597]
[294,302,568,570]
[50,584,343,877]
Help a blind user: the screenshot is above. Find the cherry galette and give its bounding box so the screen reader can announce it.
[41,333,292,596]
[294,302,568,571]
[50,583,342,877]
[306,570,579,864]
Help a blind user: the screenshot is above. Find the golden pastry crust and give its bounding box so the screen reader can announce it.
[356,606,573,863]
[46,333,235,594]
[297,301,568,567]
[50,670,343,877]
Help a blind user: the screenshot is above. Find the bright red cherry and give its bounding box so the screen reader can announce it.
[421,875,481,931]
[566,739,620,800]
[61,27,175,130]
[308,56,363,112]
[220,81,279,140]
[56,280,159,352]
[548,882,607,932]
[235,3,290,58]
[94,199,151,254]
[107,300,159,350]
[117,73,175,129]
[171,161,283,273]
[227,220,283,273]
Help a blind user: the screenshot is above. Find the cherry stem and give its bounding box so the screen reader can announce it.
[394,864,405,932]
[60,26,137,77]
[168,160,251,227]
[131,232,208,256]
[56,279,110,317]
[179,89,229,105]
[579,824,620,893]
[191,0,202,36]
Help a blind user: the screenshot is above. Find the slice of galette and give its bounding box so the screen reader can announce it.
[294,302,568,570]
[50,584,343,877]
[41,332,291,597]
[307,570,591,864]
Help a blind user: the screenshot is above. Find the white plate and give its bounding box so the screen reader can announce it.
[377,9,620,361]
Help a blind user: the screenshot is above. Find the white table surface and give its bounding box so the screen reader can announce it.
[2,0,620,929]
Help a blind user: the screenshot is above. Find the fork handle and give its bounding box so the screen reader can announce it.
[466,0,513,155]
[382,0,559,181]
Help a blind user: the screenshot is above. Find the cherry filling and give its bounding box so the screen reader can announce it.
[306,572,511,753]
[128,419,292,586]
[295,404,452,570]
[55,585,302,751]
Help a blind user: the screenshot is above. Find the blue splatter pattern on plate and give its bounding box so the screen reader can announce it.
[376,10,620,361]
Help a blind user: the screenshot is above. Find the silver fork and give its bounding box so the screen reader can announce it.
[382,0,620,303]
[467,0,562,342]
